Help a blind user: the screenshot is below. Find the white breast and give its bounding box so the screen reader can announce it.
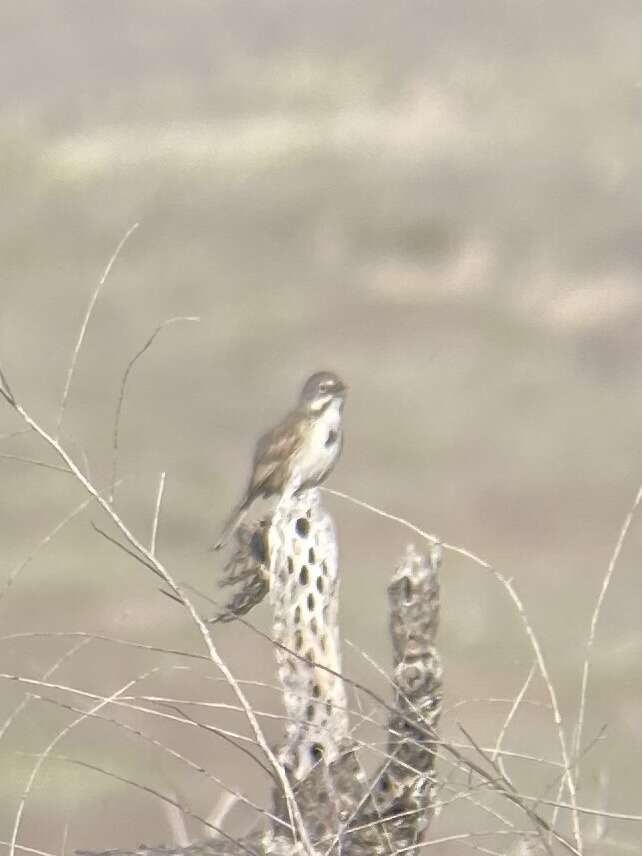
[294,399,343,489]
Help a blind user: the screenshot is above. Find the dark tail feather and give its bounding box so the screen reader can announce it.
[211,500,249,551]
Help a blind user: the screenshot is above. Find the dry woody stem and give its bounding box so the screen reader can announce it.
[68,489,443,856]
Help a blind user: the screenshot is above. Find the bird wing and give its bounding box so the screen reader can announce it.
[247,410,307,499]
[213,411,309,551]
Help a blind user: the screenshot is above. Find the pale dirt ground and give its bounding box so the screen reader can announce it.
[0,3,640,854]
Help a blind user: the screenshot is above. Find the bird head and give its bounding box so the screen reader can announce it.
[299,371,348,413]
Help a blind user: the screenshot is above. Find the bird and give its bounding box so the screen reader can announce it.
[213,371,348,550]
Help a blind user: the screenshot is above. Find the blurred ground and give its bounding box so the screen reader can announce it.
[0,2,640,853]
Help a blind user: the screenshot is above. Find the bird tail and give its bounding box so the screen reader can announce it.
[211,500,249,551]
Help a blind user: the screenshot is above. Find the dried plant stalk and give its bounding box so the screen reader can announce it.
[77,492,443,856]
[340,544,443,856]
[268,489,349,777]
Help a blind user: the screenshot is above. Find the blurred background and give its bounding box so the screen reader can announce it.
[1,1,640,853]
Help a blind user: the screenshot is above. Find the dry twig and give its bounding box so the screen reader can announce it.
[109,316,199,502]
[0,372,314,854]
[55,223,139,439]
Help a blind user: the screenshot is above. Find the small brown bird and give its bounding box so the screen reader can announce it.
[213,371,347,550]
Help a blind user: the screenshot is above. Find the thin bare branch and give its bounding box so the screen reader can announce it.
[0,428,31,441]
[1,495,96,601]
[0,364,17,405]
[392,829,535,854]
[575,476,642,782]
[542,724,607,843]
[491,664,537,783]
[9,668,148,856]
[0,452,72,474]
[109,316,199,502]
[208,793,239,836]
[49,755,261,856]
[150,470,166,554]
[0,630,209,662]
[342,641,575,854]
[191,583,579,853]
[33,692,290,832]
[457,724,553,856]
[163,795,190,847]
[157,699,277,782]
[90,521,166,581]
[515,794,642,823]
[0,638,92,743]
[0,671,276,781]
[445,696,549,716]
[327,487,583,852]
[55,222,139,438]
[437,779,516,833]
[323,488,441,543]
[0,842,58,856]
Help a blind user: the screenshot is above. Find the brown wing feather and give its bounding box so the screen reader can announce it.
[248,411,306,499]
[212,411,307,551]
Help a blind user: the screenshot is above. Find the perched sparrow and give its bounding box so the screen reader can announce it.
[213,371,347,550]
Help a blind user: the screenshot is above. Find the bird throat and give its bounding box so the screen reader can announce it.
[308,394,341,415]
